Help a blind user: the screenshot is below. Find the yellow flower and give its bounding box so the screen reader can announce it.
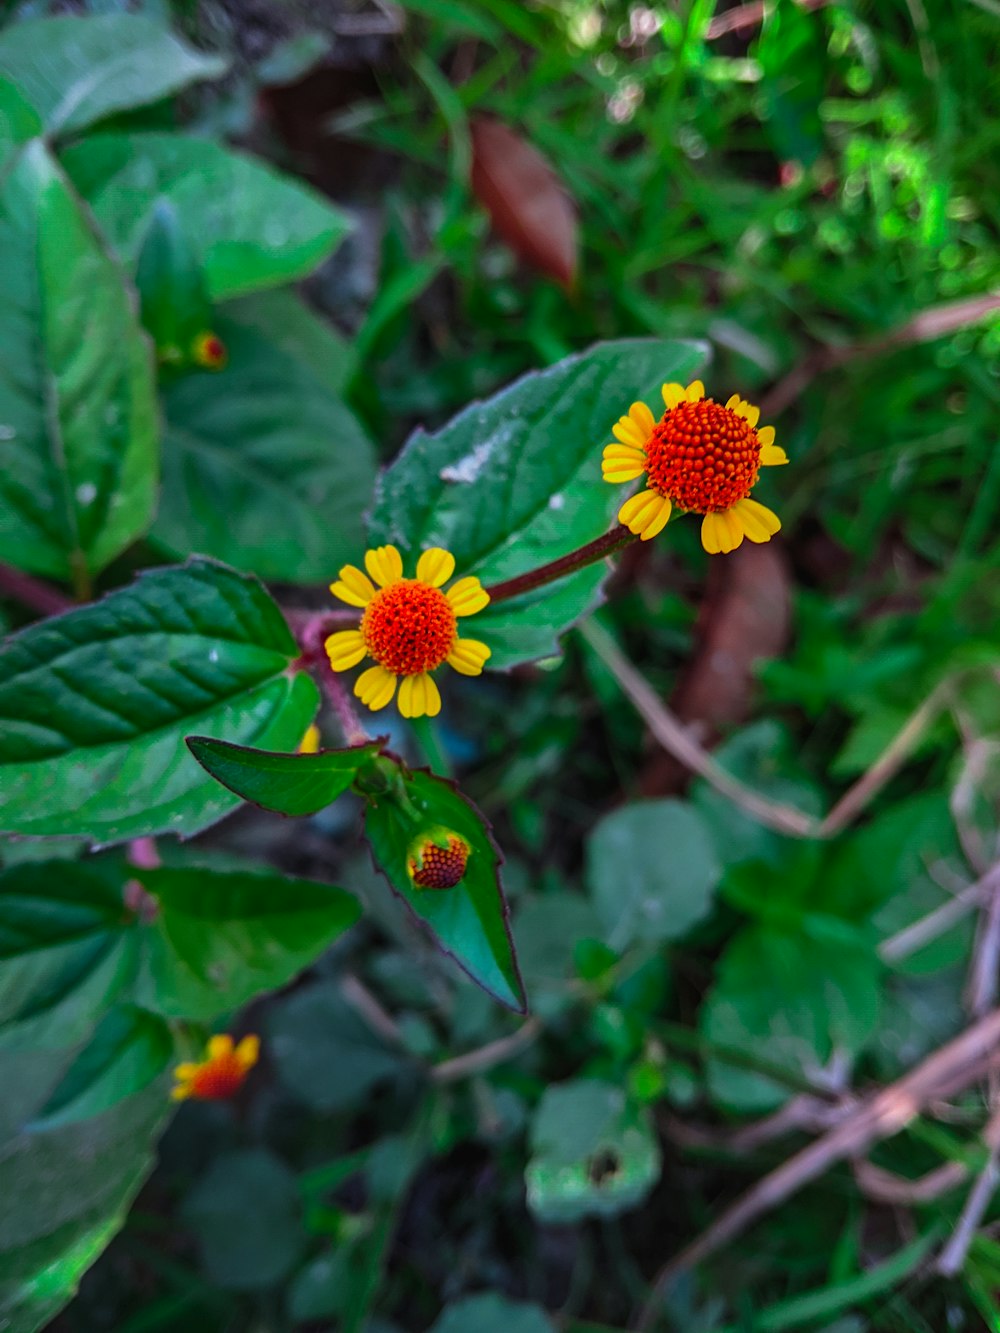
[326,545,491,718]
[602,380,787,554]
[171,1034,259,1102]
[298,723,321,754]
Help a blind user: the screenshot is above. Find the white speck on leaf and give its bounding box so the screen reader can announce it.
[549,493,565,511]
[440,438,498,484]
[0,424,15,441]
[208,649,219,663]
[75,482,97,506]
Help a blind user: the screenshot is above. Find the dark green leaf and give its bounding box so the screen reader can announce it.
[134,864,361,1020]
[364,766,525,1010]
[182,1149,303,1291]
[0,139,158,584]
[0,1084,167,1333]
[367,339,708,668]
[0,559,318,842]
[756,0,826,166]
[585,799,720,950]
[62,132,353,300]
[152,320,377,582]
[223,288,356,395]
[701,916,882,1112]
[431,1295,556,1333]
[33,1008,174,1129]
[135,198,212,363]
[0,14,226,136]
[526,1079,661,1223]
[0,78,40,167]
[187,735,383,816]
[267,980,404,1112]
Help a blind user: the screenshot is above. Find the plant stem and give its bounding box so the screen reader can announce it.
[484,525,637,605]
[410,714,452,777]
[0,562,73,617]
[294,610,371,748]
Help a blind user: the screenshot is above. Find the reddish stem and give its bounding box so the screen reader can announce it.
[0,563,73,618]
[484,525,637,604]
[294,610,371,748]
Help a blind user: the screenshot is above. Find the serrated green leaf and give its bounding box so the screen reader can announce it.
[0,559,318,842]
[585,799,720,951]
[62,132,353,300]
[133,863,361,1020]
[136,198,212,362]
[187,736,383,816]
[151,320,377,582]
[525,1079,660,1223]
[0,1083,167,1333]
[0,139,158,585]
[364,766,525,1009]
[367,338,708,669]
[0,14,227,136]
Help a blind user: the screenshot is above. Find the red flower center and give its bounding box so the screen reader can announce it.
[361,580,457,676]
[644,399,761,513]
[408,834,470,889]
[190,1055,246,1100]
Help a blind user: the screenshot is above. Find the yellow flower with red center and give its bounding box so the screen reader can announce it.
[171,1034,259,1102]
[407,828,471,889]
[602,380,788,554]
[325,545,491,718]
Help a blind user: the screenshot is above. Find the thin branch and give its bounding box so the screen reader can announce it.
[431,1017,541,1083]
[485,526,636,606]
[340,974,407,1048]
[0,562,73,618]
[853,1156,969,1206]
[294,611,371,747]
[937,1107,1000,1275]
[879,863,1000,966]
[634,1007,1000,1330]
[968,864,1000,1018]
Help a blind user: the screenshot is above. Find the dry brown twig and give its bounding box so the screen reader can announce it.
[633,1007,1000,1331]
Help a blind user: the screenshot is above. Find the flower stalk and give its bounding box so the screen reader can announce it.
[483,524,638,605]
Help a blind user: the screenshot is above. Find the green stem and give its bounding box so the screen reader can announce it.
[484,525,637,605]
[410,714,452,777]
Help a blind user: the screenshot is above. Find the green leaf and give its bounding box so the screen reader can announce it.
[187,735,383,816]
[367,338,708,668]
[135,198,212,363]
[33,1008,174,1129]
[223,288,356,395]
[585,799,720,951]
[182,1149,304,1291]
[134,864,361,1020]
[430,1295,556,1333]
[0,78,40,168]
[62,132,353,300]
[701,916,883,1113]
[0,559,318,842]
[267,980,404,1113]
[0,14,227,136]
[0,1083,167,1333]
[0,139,158,584]
[0,858,137,1142]
[151,320,377,582]
[364,765,525,1010]
[525,1079,661,1223]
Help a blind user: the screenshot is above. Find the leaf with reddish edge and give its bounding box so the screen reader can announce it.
[187,736,385,817]
[470,116,578,289]
[363,761,525,1012]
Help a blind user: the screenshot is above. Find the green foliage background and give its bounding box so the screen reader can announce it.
[1,1,1000,1331]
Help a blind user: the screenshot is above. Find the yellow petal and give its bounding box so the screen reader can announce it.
[399,672,441,719]
[207,1034,233,1061]
[364,545,404,588]
[741,401,761,428]
[603,443,646,461]
[602,461,647,483]
[701,509,744,555]
[760,443,789,467]
[629,401,656,435]
[756,425,775,446]
[662,382,686,410]
[325,629,367,672]
[355,664,397,710]
[173,1063,199,1080]
[618,488,661,529]
[733,497,781,543]
[638,495,672,541]
[612,418,647,447]
[416,547,456,588]
[447,637,491,676]
[298,723,321,754]
[171,1084,192,1101]
[725,393,741,410]
[446,576,489,616]
[686,380,705,402]
[330,564,376,608]
[235,1035,260,1069]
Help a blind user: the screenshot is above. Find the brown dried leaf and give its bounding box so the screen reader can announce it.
[470,116,578,289]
